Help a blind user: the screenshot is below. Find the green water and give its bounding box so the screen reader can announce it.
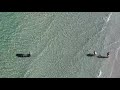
[0,12,110,78]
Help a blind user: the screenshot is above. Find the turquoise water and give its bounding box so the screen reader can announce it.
[0,12,110,78]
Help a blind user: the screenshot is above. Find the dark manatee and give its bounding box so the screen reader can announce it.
[97,52,110,58]
[86,53,95,57]
[86,51,97,57]
[97,55,108,58]
[16,52,31,57]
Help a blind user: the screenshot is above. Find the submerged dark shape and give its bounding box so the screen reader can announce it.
[97,55,108,58]
[16,52,31,57]
[86,51,97,57]
[97,52,110,58]
[86,54,95,57]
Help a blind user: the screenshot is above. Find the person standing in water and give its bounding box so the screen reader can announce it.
[93,51,97,56]
[107,52,110,57]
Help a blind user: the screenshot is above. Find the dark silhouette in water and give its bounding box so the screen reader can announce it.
[97,52,110,58]
[87,51,97,57]
[107,52,110,57]
[16,52,31,57]
[97,55,108,58]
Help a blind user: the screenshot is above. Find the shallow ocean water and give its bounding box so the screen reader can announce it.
[0,12,111,78]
